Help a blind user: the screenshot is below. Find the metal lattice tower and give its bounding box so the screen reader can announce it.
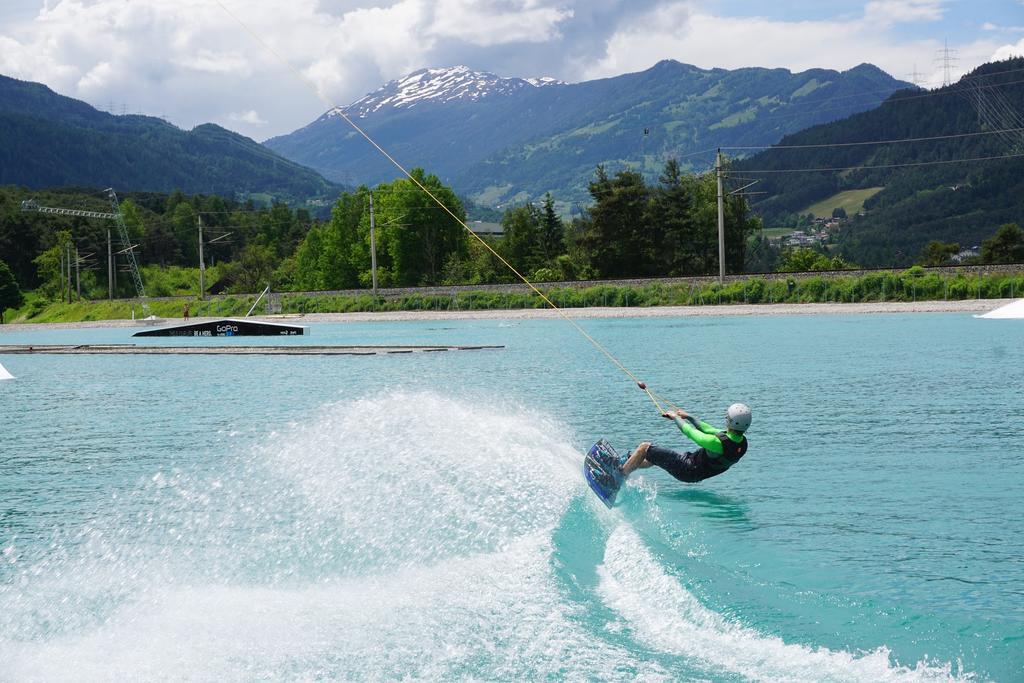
[105,188,147,301]
[21,189,148,307]
[935,39,959,87]
[906,64,926,89]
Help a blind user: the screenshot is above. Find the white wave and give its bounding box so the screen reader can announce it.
[3,392,671,681]
[597,525,973,682]
[1,534,672,681]
[0,362,13,380]
[260,390,584,570]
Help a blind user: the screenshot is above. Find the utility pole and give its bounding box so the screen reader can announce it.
[198,215,205,300]
[369,191,378,296]
[716,148,726,283]
[66,243,73,303]
[107,229,113,299]
[75,245,81,299]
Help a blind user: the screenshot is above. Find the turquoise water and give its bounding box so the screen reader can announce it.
[1,313,1022,681]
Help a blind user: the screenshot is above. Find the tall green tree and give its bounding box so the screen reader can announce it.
[318,190,365,289]
[169,202,197,267]
[581,166,650,278]
[649,159,697,275]
[32,229,72,299]
[980,223,1024,264]
[0,259,24,323]
[234,237,276,292]
[501,204,544,275]
[919,240,960,266]
[539,193,565,262]
[372,169,467,286]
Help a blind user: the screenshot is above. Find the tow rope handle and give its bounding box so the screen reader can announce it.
[638,381,682,417]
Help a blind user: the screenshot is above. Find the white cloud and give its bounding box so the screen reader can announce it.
[0,0,1012,142]
[228,110,268,125]
[585,2,997,90]
[429,0,574,46]
[0,0,583,139]
[173,49,252,75]
[863,0,945,26]
[983,22,1024,33]
[992,39,1024,61]
[77,61,114,92]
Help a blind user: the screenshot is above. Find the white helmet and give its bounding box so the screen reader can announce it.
[726,403,752,433]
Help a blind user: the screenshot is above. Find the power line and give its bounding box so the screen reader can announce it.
[738,151,1024,174]
[721,126,1024,151]
[754,74,1024,126]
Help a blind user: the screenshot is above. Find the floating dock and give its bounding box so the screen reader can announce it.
[0,344,502,356]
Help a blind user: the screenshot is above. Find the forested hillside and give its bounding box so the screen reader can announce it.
[734,58,1024,266]
[0,74,339,204]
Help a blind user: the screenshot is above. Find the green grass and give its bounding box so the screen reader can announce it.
[2,289,259,324]
[567,119,620,138]
[710,107,757,130]
[7,269,1023,325]
[473,184,514,206]
[802,187,884,218]
[791,79,829,98]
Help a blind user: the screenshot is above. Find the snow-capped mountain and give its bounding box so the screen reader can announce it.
[266,61,910,208]
[327,66,562,119]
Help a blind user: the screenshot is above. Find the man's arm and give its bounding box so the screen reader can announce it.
[697,420,721,435]
[669,410,720,435]
[665,411,724,456]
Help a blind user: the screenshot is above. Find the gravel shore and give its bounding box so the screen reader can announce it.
[0,299,1011,333]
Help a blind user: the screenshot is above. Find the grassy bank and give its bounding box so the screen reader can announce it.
[4,268,1023,324]
[278,269,1022,314]
[4,293,256,324]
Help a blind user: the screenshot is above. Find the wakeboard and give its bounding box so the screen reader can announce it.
[583,439,626,508]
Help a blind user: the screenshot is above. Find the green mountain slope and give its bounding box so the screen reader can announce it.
[0,74,339,203]
[266,61,910,209]
[457,62,906,209]
[734,58,1024,265]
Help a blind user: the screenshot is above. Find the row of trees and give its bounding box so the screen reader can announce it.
[576,161,757,278]
[289,169,466,290]
[39,155,1024,312]
[278,160,760,292]
[0,186,317,299]
[919,223,1024,266]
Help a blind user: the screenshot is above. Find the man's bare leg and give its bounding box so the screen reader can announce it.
[622,442,654,477]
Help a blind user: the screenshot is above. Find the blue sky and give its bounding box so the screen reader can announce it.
[0,1,1021,139]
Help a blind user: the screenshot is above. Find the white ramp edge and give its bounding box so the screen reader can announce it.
[0,362,13,381]
[977,298,1024,319]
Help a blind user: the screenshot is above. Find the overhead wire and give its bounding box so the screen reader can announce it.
[737,151,1024,174]
[751,75,1024,126]
[211,0,672,414]
[720,126,1024,151]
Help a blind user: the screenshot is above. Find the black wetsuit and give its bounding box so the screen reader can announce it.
[645,417,747,483]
